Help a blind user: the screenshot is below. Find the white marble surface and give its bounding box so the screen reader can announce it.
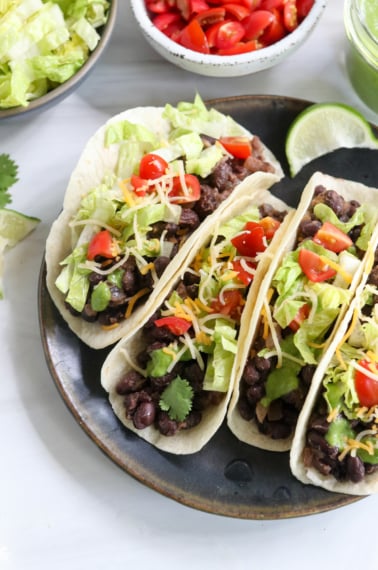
[1,3,378,569]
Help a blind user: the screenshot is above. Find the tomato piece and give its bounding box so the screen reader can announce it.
[176,0,191,19]
[217,39,260,54]
[259,0,284,8]
[313,222,353,253]
[87,230,117,261]
[242,10,275,40]
[154,316,192,335]
[298,249,337,282]
[139,153,168,180]
[223,3,250,20]
[219,136,252,158]
[211,289,245,321]
[232,259,256,285]
[231,223,266,257]
[297,0,314,20]
[191,0,211,13]
[259,216,281,240]
[214,20,245,49]
[169,174,201,203]
[146,0,171,14]
[260,8,286,45]
[206,20,226,46]
[130,174,149,196]
[355,359,378,407]
[283,0,298,32]
[153,12,183,31]
[179,18,210,53]
[196,6,225,25]
[288,303,310,332]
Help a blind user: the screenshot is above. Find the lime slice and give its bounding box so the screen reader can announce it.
[0,208,40,298]
[285,103,378,177]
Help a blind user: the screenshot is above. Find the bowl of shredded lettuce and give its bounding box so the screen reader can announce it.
[0,0,117,119]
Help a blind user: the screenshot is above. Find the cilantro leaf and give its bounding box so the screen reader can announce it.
[159,376,194,422]
[0,154,19,208]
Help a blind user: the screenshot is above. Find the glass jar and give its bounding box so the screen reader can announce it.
[344,0,378,114]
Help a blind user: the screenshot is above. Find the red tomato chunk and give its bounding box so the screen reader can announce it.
[145,0,314,55]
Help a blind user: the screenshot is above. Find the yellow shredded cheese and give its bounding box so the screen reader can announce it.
[124,287,150,319]
[139,262,155,275]
[119,179,136,207]
[319,255,352,284]
[101,322,120,331]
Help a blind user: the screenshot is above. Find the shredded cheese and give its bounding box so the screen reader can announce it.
[119,347,146,377]
[124,287,150,319]
[320,255,353,284]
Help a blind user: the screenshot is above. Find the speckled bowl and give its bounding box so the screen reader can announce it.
[130,0,327,78]
[0,0,117,120]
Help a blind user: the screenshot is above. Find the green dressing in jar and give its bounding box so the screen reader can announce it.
[344,0,378,114]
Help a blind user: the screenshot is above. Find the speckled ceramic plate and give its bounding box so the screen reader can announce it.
[38,95,378,519]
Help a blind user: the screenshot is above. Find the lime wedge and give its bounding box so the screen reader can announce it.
[0,208,40,299]
[285,103,378,177]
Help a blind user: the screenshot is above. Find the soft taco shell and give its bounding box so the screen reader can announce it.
[227,171,378,452]
[45,104,283,349]
[290,224,378,495]
[101,185,294,454]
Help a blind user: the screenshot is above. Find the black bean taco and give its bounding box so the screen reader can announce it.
[101,185,294,454]
[45,95,283,349]
[290,231,378,495]
[227,172,378,452]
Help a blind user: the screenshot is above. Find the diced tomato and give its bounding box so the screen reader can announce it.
[223,3,250,20]
[288,303,310,332]
[232,259,256,285]
[87,230,116,261]
[242,10,275,40]
[259,216,280,239]
[145,0,309,55]
[260,8,286,45]
[313,222,353,254]
[153,12,183,31]
[217,39,260,54]
[196,6,225,25]
[297,0,314,20]
[169,174,201,203]
[298,248,337,283]
[355,359,378,407]
[259,0,284,9]
[283,0,298,32]
[219,136,252,158]
[146,0,171,14]
[179,18,210,53]
[211,289,245,321]
[130,174,149,196]
[154,316,192,335]
[231,223,266,257]
[214,20,245,49]
[139,153,168,180]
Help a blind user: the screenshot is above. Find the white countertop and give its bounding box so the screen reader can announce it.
[2,3,378,569]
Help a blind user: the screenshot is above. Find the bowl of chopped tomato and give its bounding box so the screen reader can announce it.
[130,0,327,77]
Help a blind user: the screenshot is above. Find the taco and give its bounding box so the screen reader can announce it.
[101,186,293,454]
[290,233,378,495]
[45,94,283,349]
[227,172,378,452]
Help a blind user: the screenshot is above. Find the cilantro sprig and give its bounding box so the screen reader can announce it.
[0,154,18,208]
[159,376,194,422]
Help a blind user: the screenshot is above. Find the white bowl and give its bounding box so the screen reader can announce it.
[130,0,327,78]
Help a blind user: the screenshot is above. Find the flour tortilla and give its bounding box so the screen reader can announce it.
[45,104,283,349]
[290,224,378,495]
[227,172,378,452]
[101,186,294,454]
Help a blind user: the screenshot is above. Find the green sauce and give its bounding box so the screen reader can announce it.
[344,0,378,114]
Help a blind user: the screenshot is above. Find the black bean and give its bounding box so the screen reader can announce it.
[179,207,200,230]
[157,412,179,436]
[154,256,171,278]
[242,361,261,385]
[246,384,264,405]
[108,285,127,307]
[116,370,146,395]
[81,303,98,322]
[133,401,156,429]
[346,455,365,483]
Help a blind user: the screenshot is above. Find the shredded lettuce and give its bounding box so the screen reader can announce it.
[0,0,110,109]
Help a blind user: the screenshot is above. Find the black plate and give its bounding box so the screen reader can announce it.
[39,95,378,519]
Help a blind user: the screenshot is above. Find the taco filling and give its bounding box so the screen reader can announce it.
[302,251,378,484]
[236,183,378,443]
[112,202,286,437]
[55,95,278,329]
